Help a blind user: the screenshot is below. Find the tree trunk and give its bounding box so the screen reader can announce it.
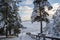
[40,21,43,33]
[9,29,11,35]
[6,28,8,38]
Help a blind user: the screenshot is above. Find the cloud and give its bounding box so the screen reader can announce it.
[46,3,60,15]
[52,3,60,10]
[19,2,60,21]
[20,0,33,5]
[18,6,33,21]
[25,0,33,5]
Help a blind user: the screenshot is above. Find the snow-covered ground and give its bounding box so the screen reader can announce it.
[0,21,47,40]
[18,21,49,40]
[21,21,46,33]
[0,14,57,40]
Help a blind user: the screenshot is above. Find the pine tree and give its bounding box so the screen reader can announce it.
[0,0,22,37]
[44,6,60,37]
[31,0,53,34]
[52,6,60,36]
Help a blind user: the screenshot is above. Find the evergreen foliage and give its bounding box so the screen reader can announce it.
[31,0,53,33]
[0,0,22,37]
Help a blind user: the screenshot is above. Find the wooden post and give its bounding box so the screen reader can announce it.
[43,34,46,40]
[40,20,43,33]
[43,37,45,40]
[6,27,8,38]
[36,36,40,40]
[52,39,54,40]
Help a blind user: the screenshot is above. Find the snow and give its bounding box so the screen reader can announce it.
[17,21,47,40]
[19,33,35,40]
[21,5,60,40]
[0,1,60,40]
[0,13,5,28]
[31,1,52,23]
[45,6,60,37]
[21,21,46,33]
[0,21,5,28]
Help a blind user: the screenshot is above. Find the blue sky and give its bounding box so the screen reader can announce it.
[18,0,60,21]
[19,0,60,7]
[48,0,60,4]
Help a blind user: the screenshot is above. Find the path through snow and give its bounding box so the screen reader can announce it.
[19,33,35,40]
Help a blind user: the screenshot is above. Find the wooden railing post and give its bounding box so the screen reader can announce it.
[36,35,40,40]
[52,38,54,40]
[43,37,46,40]
[43,34,46,40]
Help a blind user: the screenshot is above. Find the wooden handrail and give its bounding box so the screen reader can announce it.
[26,33,60,40]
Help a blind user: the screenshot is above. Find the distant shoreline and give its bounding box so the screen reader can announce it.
[22,20,31,22]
